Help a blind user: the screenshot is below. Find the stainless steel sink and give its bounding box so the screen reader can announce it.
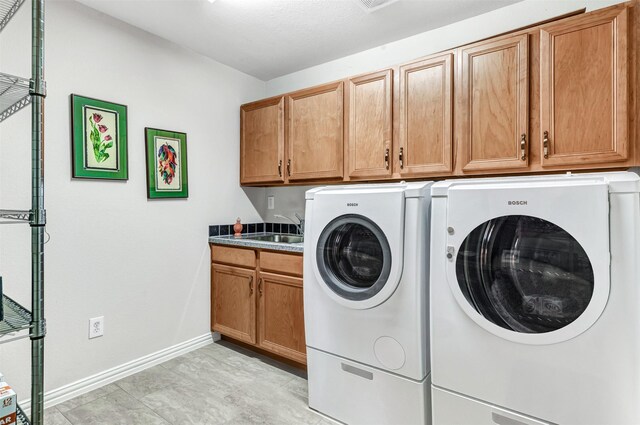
[249,234,304,244]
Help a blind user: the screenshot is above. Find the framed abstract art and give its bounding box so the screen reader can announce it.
[70,94,128,180]
[145,128,189,199]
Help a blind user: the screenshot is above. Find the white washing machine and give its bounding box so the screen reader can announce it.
[304,182,433,425]
[429,171,640,425]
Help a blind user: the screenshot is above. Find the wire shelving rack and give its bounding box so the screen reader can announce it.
[0,0,46,423]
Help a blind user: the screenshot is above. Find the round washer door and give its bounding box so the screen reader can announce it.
[315,214,397,309]
[449,214,607,345]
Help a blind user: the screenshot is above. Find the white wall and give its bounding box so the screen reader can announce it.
[0,0,266,400]
[262,0,626,216]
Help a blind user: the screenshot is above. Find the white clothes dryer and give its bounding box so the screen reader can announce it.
[304,182,433,425]
[429,171,640,425]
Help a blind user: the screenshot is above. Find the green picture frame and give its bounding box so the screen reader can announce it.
[145,128,189,199]
[71,94,128,180]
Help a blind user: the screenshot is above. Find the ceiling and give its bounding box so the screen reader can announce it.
[74,0,523,81]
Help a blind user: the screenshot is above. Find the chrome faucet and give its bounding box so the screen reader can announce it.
[274,213,305,235]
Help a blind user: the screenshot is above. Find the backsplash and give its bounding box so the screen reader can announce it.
[209,222,302,237]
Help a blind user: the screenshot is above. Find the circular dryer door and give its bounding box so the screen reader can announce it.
[451,214,606,345]
[316,214,396,309]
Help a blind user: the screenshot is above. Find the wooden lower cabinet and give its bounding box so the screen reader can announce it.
[257,272,306,364]
[211,264,256,344]
[211,245,306,365]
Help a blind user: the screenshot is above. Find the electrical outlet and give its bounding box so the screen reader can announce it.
[267,196,275,210]
[89,316,104,339]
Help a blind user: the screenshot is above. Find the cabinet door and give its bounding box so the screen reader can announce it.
[459,34,529,172]
[211,264,256,344]
[286,82,344,181]
[540,6,628,166]
[398,53,453,176]
[240,97,284,184]
[257,272,306,364]
[346,70,393,180]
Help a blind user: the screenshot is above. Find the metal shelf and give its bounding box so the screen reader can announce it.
[2,0,45,422]
[0,72,31,123]
[0,295,32,343]
[0,209,31,223]
[0,0,25,32]
[18,405,30,425]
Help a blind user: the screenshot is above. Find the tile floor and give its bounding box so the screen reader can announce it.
[44,340,334,425]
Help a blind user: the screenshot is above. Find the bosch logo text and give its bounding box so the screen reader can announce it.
[347,203,359,207]
[508,201,528,206]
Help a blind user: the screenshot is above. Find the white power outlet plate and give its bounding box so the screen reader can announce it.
[267,196,275,210]
[89,316,104,339]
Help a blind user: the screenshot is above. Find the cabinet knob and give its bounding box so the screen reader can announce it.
[384,148,390,169]
[399,147,404,169]
[278,160,282,177]
[543,131,549,159]
[249,276,254,294]
[258,278,263,296]
[520,134,526,161]
[287,159,291,176]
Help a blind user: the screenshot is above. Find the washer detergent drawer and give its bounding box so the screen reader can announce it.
[432,386,551,425]
[307,348,430,425]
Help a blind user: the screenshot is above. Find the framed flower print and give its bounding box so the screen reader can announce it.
[145,128,189,199]
[71,94,128,180]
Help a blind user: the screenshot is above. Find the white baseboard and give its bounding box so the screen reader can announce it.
[20,333,214,414]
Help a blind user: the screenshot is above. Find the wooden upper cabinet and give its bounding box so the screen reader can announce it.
[346,69,393,180]
[459,34,529,172]
[239,4,636,186]
[240,97,285,184]
[398,53,453,176]
[257,272,306,364]
[211,264,256,344]
[286,82,344,181]
[540,6,628,167]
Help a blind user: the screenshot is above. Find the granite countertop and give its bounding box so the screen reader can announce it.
[209,233,304,253]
